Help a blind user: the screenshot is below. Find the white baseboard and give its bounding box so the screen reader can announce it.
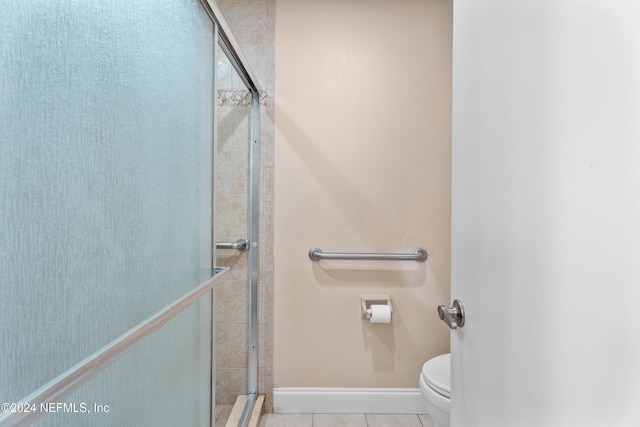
[273,387,428,414]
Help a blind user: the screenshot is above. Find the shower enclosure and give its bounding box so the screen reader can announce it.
[0,1,261,426]
[213,18,262,427]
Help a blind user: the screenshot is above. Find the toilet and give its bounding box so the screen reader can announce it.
[419,353,450,427]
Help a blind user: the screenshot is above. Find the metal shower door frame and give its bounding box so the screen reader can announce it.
[200,1,262,426]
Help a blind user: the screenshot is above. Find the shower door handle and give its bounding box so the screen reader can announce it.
[437,299,465,330]
[216,238,249,251]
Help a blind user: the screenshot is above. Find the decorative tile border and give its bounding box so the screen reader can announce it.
[218,89,268,107]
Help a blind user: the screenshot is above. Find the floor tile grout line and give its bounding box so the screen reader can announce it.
[258,412,431,427]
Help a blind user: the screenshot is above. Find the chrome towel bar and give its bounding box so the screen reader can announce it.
[309,247,427,262]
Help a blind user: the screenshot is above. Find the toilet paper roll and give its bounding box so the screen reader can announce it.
[368,304,392,323]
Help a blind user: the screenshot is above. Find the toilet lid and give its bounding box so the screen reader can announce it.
[421,353,450,398]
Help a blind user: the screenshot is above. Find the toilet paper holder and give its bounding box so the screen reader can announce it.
[361,295,393,319]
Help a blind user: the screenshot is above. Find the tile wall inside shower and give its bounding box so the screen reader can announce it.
[216,0,276,412]
[214,72,252,405]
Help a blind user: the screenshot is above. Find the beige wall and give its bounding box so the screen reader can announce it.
[274,0,453,388]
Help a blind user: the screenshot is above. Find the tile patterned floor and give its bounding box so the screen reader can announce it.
[259,413,434,427]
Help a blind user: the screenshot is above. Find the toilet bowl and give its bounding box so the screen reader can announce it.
[419,353,450,427]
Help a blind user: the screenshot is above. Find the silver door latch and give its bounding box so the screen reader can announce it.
[437,299,465,330]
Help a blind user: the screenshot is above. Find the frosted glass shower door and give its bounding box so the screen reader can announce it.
[1,1,216,426]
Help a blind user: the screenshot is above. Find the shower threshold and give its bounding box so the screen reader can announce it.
[218,394,264,427]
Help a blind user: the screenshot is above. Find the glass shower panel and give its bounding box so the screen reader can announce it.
[0,0,215,423]
[213,44,252,420]
[33,295,212,427]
